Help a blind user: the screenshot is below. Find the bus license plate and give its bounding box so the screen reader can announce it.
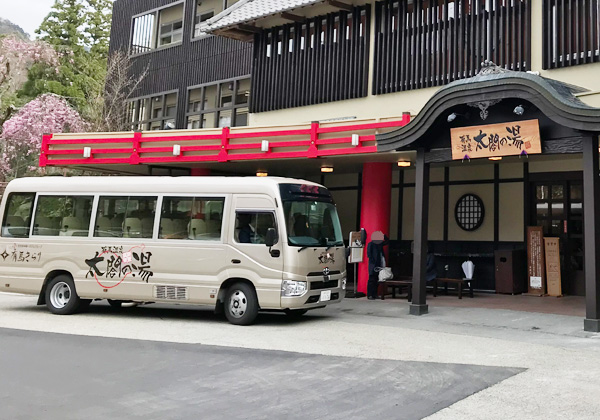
[320,290,331,302]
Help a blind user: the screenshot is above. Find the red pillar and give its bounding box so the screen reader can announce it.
[358,162,392,294]
[190,168,210,176]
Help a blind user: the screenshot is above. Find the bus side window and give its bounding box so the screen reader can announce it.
[1,193,35,238]
[159,196,225,240]
[33,195,93,237]
[95,196,157,238]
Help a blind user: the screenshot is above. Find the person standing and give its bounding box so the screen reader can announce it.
[367,231,389,300]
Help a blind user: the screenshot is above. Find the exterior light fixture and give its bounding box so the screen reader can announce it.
[83,147,92,158]
[321,167,334,173]
[397,161,411,167]
[489,156,502,161]
[447,113,457,122]
[173,144,181,156]
[351,134,360,146]
[261,140,269,152]
[513,105,525,116]
[256,171,268,177]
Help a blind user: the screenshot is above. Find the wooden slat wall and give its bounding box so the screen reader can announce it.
[543,0,600,69]
[373,0,531,95]
[251,6,371,113]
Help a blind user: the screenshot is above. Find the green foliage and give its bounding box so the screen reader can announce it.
[22,0,112,120]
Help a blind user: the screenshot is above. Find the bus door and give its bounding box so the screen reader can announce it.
[228,195,283,307]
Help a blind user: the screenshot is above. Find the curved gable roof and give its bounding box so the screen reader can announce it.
[377,63,600,152]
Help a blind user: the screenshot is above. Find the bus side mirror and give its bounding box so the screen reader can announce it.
[265,228,277,247]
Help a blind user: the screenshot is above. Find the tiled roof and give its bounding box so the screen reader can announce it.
[203,0,325,32]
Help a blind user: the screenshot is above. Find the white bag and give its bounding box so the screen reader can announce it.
[377,267,393,282]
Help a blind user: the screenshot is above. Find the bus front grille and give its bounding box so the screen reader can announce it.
[154,285,188,300]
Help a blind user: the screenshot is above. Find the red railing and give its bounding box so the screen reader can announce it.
[40,114,410,167]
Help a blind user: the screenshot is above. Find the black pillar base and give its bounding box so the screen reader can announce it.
[584,318,600,332]
[409,304,429,316]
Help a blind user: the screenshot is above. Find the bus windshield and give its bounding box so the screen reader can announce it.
[283,199,344,247]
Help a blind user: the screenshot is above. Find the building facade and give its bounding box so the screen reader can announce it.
[109,0,253,131]
[42,0,600,331]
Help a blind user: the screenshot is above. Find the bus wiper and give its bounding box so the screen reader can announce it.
[297,246,309,252]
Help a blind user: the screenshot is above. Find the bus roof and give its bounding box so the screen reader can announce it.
[4,176,323,196]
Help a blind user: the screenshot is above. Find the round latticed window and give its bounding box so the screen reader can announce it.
[455,194,485,231]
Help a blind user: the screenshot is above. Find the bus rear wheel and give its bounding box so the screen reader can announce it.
[224,282,259,325]
[45,275,84,315]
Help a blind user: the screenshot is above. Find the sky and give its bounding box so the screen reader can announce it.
[2,0,58,38]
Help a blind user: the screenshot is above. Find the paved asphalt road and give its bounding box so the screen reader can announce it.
[0,293,599,419]
[0,327,520,420]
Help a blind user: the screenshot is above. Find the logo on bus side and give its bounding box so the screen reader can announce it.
[85,245,154,288]
[318,252,334,264]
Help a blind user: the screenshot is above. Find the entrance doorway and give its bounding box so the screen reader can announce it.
[530,176,584,295]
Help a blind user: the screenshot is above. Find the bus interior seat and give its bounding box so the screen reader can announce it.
[5,215,25,227]
[141,217,154,238]
[34,216,60,236]
[61,217,82,236]
[96,216,113,236]
[189,219,206,239]
[123,218,142,238]
[160,218,175,238]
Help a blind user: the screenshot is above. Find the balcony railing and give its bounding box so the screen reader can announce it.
[543,0,600,69]
[40,115,410,168]
[373,0,531,94]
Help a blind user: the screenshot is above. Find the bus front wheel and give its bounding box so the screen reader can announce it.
[224,282,259,325]
[45,275,84,315]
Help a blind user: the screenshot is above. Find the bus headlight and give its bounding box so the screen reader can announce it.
[341,277,347,290]
[281,280,307,297]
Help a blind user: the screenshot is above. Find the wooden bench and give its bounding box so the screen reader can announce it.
[433,278,474,299]
[377,276,413,301]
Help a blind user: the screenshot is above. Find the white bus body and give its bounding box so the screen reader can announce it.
[0,177,346,325]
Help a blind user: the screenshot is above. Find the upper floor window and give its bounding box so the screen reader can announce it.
[127,91,178,131]
[131,2,184,55]
[186,77,250,129]
[543,0,600,69]
[194,0,242,38]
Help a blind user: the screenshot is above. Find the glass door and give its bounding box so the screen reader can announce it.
[531,180,584,295]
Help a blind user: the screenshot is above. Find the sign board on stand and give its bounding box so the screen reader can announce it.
[544,237,563,297]
[527,226,546,295]
[347,229,366,298]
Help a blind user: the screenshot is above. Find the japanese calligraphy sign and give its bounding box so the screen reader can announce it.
[85,245,154,289]
[544,237,562,297]
[527,226,546,296]
[451,119,541,160]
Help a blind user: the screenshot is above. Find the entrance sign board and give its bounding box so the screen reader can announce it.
[348,231,365,263]
[527,226,546,295]
[544,237,563,297]
[451,119,541,160]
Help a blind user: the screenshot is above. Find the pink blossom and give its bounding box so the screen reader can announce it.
[0,94,87,180]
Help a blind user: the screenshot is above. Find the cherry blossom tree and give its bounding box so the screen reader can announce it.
[0,93,87,181]
[0,36,59,125]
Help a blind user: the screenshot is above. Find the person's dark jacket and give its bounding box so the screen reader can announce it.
[367,236,389,275]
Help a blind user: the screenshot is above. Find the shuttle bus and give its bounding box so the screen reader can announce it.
[0,177,346,325]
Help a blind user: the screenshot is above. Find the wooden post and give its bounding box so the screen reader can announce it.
[410,148,430,315]
[583,135,600,332]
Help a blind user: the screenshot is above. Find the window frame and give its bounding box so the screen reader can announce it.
[127,89,179,131]
[129,1,186,57]
[1,192,36,239]
[233,209,279,246]
[31,193,95,237]
[185,76,251,129]
[158,195,228,241]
